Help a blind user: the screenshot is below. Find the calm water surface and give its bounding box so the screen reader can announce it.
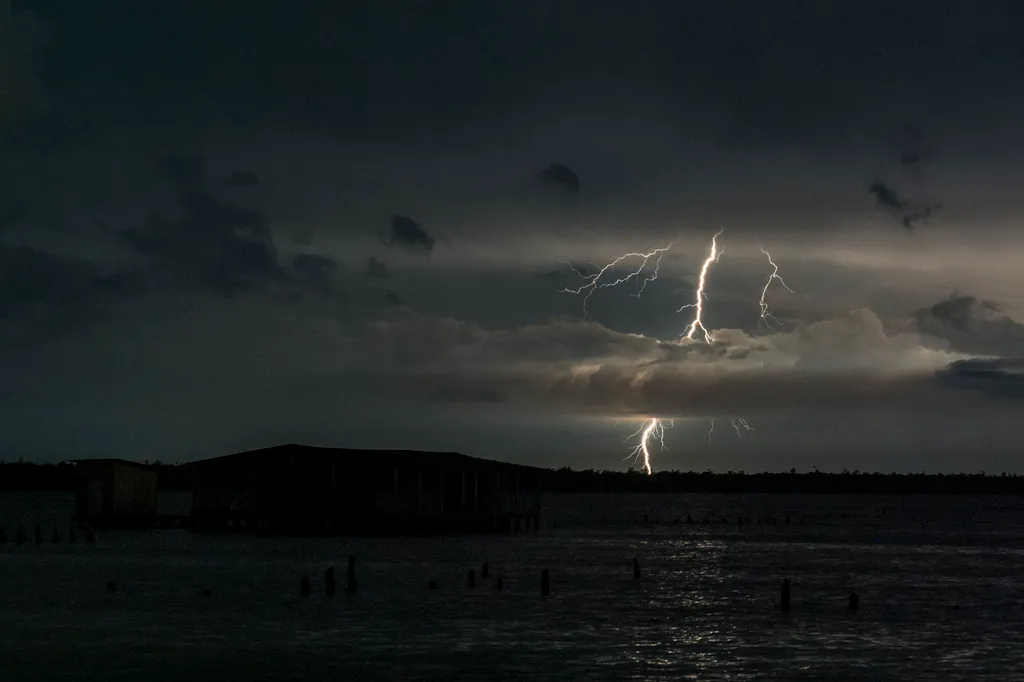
[1,492,1023,680]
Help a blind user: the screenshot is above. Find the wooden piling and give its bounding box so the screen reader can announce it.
[325,567,336,597]
[300,576,311,597]
[495,577,504,591]
[633,558,641,581]
[346,555,357,594]
[541,569,550,597]
[849,592,859,611]
[780,578,791,612]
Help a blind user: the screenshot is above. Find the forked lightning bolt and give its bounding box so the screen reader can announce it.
[560,244,673,317]
[757,248,795,332]
[705,418,754,444]
[679,228,724,342]
[623,418,668,476]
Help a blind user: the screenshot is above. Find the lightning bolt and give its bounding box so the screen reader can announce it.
[623,418,669,475]
[731,417,753,440]
[560,243,673,317]
[757,248,795,332]
[678,228,724,342]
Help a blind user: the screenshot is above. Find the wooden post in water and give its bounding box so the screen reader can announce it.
[780,578,791,612]
[495,577,503,591]
[347,555,358,594]
[541,569,550,597]
[300,576,311,597]
[849,592,859,611]
[325,567,336,597]
[633,558,641,581]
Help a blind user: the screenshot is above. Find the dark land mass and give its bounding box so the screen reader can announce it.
[1,458,1024,495]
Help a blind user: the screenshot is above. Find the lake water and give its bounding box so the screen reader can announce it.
[1,492,1023,680]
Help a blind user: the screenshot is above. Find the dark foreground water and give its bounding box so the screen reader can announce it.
[2,492,1024,681]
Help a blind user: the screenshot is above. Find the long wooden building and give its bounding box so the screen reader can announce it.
[189,444,543,535]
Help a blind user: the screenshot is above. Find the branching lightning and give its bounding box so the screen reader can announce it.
[678,228,724,342]
[560,230,790,475]
[757,248,795,332]
[623,418,669,475]
[560,243,673,317]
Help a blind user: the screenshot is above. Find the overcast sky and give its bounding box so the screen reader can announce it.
[3,1,1024,471]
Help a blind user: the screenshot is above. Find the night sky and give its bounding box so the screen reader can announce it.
[3,1,1024,471]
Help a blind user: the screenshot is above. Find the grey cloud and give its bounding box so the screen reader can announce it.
[386,215,435,254]
[537,163,580,194]
[365,256,390,278]
[913,294,1024,357]
[343,307,970,417]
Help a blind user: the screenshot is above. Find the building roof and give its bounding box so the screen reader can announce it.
[187,443,546,474]
[72,458,156,470]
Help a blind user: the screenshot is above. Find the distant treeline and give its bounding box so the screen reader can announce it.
[0,461,193,491]
[3,460,1024,495]
[542,468,1024,495]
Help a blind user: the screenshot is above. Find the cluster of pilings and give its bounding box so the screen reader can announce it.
[0,522,94,546]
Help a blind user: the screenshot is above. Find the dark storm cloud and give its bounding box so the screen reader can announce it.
[935,358,1024,400]
[365,256,390,279]
[868,181,939,230]
[292,254,337,295]
[222,170,261,190]
[537,163,580,194]
[118,155,280,294]
[869,181,906,213]
[385,215,436,254]
[913,294,1024,356]
[0,244,89,315]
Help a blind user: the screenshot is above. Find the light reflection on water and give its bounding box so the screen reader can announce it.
[1,492,1023,680]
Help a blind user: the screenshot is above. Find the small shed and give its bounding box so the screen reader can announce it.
[74,459,158,527]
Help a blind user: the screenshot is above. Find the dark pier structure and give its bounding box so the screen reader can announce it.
[190,444,543,535]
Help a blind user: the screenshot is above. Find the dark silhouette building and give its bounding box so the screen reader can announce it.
[189,444,543,535]
[74,459,159,527]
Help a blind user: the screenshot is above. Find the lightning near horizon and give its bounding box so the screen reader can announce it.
[559,229,790,475]
[757,248,795,332]
[678,228,724,342]
[560,243,673,317]
[623,417,669,475]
